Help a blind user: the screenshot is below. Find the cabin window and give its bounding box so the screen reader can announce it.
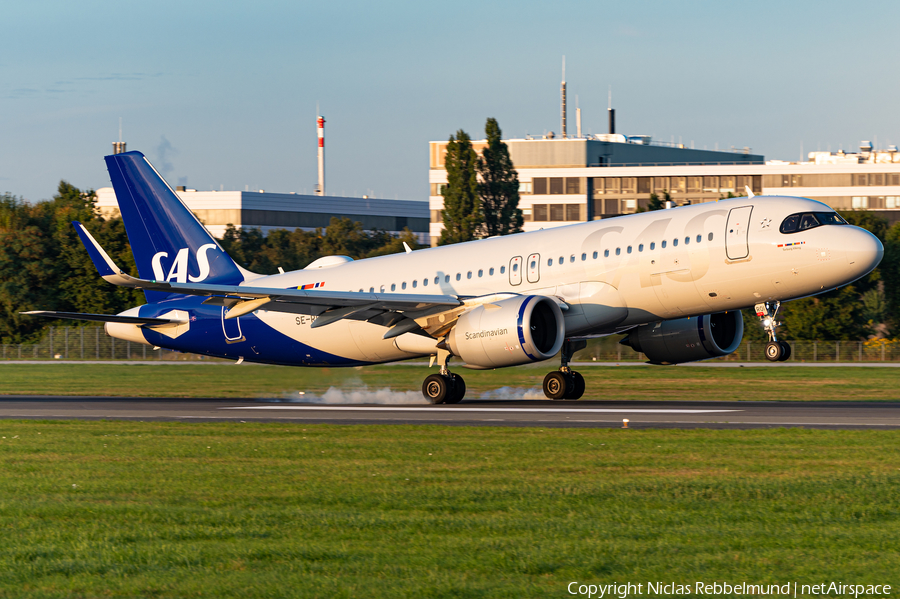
[423,278,428,286]
[604,249,609,257]
[547,258,553,266]
[638,244,644,252]
[558,257,564,265]
[581,253,587,261]
[685,236,690,245]
[434,276,439,285]
[456,273,461,281]
[391,283,396,291]
[489,267,494,275]
[500,265,506,274]
[615,248,621,255]
[650,242,656,250]
[412,280,417,288]
[708,232,714,241]
[478,269,483,277]
[467,271,472,279]
[662,241,667,248]
[627,246,632,254]
[673,238,678,247]
[512,263,518,272]
[444,275,450,283]
[401,282,407,290]
[570,255,575,263]
[592,251,598,259]
[696,234,701,243]
[380,286,385,292]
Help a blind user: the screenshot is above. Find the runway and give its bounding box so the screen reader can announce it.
[1,396,899,429]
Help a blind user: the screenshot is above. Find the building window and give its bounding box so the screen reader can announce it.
[637,178,651,194]
[872,174,884,186]
[653,177,668,192]
[621,177,636,193]
[887,197,900,209]
[703,176,719,193]
[592,178,605,194]
[550,177,564,194]
[623,199,637,211]
[891,174,900,186]
[565,178,581,194]
[533,204,548,221]
[687,177,702,192]
[605,178,620,193]
[671,177,686,193]
[855,174,868,186]
[565,204,580,221]
[852,196,869,209]
[519,181,533,194]
[550,204,565,221]
[533,178,548,194]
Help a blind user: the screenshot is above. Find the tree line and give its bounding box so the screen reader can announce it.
[0,184,421,343]
[1,168,898,345]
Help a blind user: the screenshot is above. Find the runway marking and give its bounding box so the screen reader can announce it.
[221,406,741,414]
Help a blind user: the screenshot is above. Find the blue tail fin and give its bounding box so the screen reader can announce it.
[105,151,245,301]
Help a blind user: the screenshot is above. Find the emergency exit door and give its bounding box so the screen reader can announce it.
[725,205,753,260]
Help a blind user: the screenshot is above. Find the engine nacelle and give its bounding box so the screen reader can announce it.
[447,295,565,368]
[621,311,743,365]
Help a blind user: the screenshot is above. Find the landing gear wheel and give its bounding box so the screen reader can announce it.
[567,371,585,400]
[423,374,451,404]
[765,341,784,362]
[778,341,792,362]
[445,374,466,404]
[543,371,570,400]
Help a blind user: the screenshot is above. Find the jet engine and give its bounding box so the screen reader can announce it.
[620,311,743,364]
[447,295,565,368]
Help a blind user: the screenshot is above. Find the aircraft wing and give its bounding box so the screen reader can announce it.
[73,221,462,325]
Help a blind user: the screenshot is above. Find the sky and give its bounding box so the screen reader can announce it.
[3,0,900,204]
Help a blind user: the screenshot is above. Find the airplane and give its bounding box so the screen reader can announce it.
[25,151,883,403]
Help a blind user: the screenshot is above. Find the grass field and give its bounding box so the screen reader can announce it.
[1,363,899,402]
[0,421,897,598]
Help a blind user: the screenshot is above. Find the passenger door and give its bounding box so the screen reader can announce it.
[526,253,540,284]
[509,256,522,286]
[725,205,753,260]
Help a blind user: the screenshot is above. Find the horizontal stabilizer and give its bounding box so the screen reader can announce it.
[21,311,176,325]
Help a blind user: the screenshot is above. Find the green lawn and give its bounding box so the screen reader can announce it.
[0,363,899,402]
[0,421,897,597]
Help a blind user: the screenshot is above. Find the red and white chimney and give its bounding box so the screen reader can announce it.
[316,115,325,196]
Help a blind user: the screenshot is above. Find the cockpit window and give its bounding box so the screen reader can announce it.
[780,212,847,234]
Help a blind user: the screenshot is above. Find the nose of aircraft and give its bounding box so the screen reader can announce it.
[845,226,884,280]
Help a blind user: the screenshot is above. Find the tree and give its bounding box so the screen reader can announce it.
[439,130,481,245]
[477,118,522,237]
[647,191,669,211]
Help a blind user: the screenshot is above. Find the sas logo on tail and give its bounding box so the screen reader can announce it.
[151,244,217,283]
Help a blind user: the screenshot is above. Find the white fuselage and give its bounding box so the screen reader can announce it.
[211,196,880,364]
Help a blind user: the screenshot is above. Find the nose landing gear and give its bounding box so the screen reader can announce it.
[543,339,587,400]
[755,302,792,362]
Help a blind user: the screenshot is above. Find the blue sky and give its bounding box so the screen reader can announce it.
[3,0,899,203]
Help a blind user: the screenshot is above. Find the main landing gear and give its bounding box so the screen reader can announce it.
[422,347,466,404]
[543,339,587,400]
[755,301,792,362]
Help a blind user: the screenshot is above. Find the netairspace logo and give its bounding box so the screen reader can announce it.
[566,581,892,598]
